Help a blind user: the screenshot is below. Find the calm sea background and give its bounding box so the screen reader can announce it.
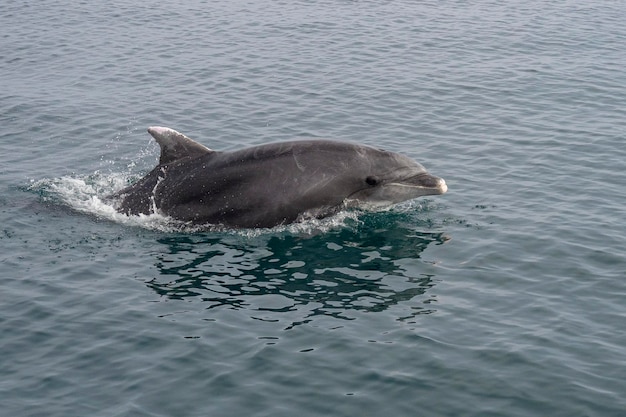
[2,1,625,416]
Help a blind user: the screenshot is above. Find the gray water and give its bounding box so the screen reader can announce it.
[2,1,626,416]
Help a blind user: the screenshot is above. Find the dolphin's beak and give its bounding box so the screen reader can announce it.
[391,173,448,195]
[419,174,447,194]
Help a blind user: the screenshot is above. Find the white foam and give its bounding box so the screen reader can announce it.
[29,172,178,232]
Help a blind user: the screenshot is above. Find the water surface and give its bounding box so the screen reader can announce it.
[2,1,625,416]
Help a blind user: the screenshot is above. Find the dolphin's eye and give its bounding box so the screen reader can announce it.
[365,176,379,186]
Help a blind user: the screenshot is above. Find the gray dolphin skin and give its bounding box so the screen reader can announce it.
[111,126,448,228]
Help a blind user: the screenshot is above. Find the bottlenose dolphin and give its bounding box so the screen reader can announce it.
[111,127,447,228]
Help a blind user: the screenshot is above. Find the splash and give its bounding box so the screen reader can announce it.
[28,172,178,232]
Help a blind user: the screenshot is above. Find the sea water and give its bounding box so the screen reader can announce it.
[2,1,625,416]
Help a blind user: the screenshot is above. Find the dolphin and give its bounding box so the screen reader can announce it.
[110,126,447,228]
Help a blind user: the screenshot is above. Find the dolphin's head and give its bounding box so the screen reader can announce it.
[344,147,447,208]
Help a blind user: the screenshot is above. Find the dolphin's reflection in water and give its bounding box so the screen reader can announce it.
[147,213,448,326]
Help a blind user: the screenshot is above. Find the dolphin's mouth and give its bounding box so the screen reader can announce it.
[390,173,448,194]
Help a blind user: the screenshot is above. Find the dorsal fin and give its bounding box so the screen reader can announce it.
[147,126,214,165]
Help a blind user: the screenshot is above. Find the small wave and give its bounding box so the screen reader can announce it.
[27,172,182,232]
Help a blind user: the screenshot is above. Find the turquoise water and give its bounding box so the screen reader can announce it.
[2,1,626,416]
